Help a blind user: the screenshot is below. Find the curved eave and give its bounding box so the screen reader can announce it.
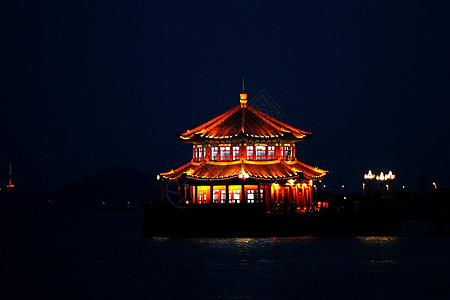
[159,161,203,181]
[281,159,329,180]
[160,158,329,182]
[176,131,312,144]
[184,170,304,181]
[302,170,329,180]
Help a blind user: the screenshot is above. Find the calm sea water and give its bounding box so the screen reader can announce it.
[2,211,450,299]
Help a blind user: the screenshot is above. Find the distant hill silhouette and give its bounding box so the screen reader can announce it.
[49,167,160,211]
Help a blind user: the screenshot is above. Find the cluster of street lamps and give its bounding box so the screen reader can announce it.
[363,170,395,196]
[322,171,439,194]
[316,172,438,195]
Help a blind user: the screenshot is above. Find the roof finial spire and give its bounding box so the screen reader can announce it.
[240,77,247,107]
[7,162,14,188]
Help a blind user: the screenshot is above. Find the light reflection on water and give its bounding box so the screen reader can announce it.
[151,236,171,241]
[3,212,450,299]
[357,236,400,244]
[367,259,396,264]
[356,236,400,266]
[191,236,316,246]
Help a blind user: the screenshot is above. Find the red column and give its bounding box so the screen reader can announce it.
[226,184,229,204]
[275,145,281,159]
[270,185,274,212]
[309,185,313,206]
[206,146,211,160]
[257,183,260,204]
[194,185,197,204]
[289,185,292,211]
[306,186,311,207]
[210,185,213,204]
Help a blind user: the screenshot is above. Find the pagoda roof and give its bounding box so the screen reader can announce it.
[178,95,312,143]
[160,158,328,182]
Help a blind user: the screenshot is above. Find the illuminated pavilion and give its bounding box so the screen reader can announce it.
[158,91,328,213]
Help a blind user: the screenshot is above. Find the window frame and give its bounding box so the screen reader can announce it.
[268,146,275,160]
[232,146,240,160]
[246,146,254,160]
[220,146,231,161]
[211,146,219,161]
[256,145,266,160]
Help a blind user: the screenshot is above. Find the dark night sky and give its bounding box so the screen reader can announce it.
[2,1,450,193]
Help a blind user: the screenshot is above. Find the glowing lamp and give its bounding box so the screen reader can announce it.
[364,170,375,180]
[240,93,247,105]
[376,172,385,181]
[385,171,395,181]
[238,168,249,179]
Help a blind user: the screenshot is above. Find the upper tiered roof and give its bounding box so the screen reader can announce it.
[177,93,312,143]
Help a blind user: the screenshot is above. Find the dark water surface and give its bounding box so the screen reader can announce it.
[2,211,450,299]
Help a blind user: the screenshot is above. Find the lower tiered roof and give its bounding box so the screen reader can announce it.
[160,158,328,182]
